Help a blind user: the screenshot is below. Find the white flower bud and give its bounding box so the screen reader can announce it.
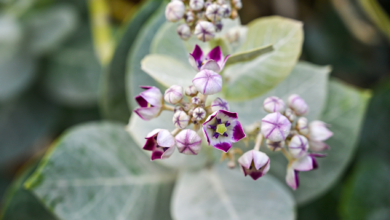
[220,4,231,18]
[165,1,185,22]
[193,107,206,121]
[284,108,295,122]
[164,85,183,104]
[309,120,333,141]
[185,11,195,24]
[296,117,309,135]
[215,21,223,32]
[194,21,215,42]
[190,0,204,11]
[217,0,225,5]
[185,85,198,96]
[211,97,229,112]
[177,24,191,40]
[232,0,242,9]
[205,4,222,22]
[266,140,284,152]
[263,96,285,113]
[288,135,309,158]
[175,129,202,155]
[172,111,190,129]
[288,94,308,116]
[174,106,184,113]
[204,0,212,9]
[191,97,201,105]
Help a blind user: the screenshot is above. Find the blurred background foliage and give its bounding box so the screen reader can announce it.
[0,0,389,219]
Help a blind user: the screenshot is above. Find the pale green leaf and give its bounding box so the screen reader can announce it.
[25,122,175,220]
[0,14,22,61]
[172,165,296,220]
[225,44,274,66]
[223,16,303,100]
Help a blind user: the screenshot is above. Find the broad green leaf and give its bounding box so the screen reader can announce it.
[229,61,330,126]
[359,0,390,43]
[25,4,78,55]
[340,158,390,220]
[0,14,22,61]
[141,54,195,88]
[269,79,371,205]
[225,44,274,66]
[172,165,296,220]
[25,122,175,220]
[0,93,60,166]
[126,111,209,170]
[126,4,166,110]
[100,0,163,122]
[42,22,102,108]
[1,163,56,220]
[223,16,303,101]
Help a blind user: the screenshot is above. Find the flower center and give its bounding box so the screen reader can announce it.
[216,124,227,135]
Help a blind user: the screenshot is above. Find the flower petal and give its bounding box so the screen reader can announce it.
[134,106,162,120]
[201,60,221,72]
[188,45,204,71]
[232,121,245,142]
[286,168,299,190]
[156,129,175,148]
[237,150,254,169]
[207,46,223,63]
[151,150,163,161]
[139,86,163,107]
[135,95,148,107]
[292,155,314,171]
[309,120,333,141]
[143,138,156,151]
[309,140,330,152]
[252,151,269,170]
[213,141,232,152]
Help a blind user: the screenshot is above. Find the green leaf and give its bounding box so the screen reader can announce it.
[340,158,390,220]
[222,16,303,101]
[172,165,296,220]
[229,61,330,126]
[0,14,22,61]
[359,0,390,43]
[126,111,209,169]
[269,79,371,205]
[225,44,274,66]
[100,0,163,122]
[125,4,166,110]
[24,4,78,55]
[25,122,175,220]
[42,22,102,108]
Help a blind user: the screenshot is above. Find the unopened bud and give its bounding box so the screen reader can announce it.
[288,135,309,158]
[177,24,191,40]
[174,106,184,113]
[211,97,229,112]
[185,11,195,25]
[288,94,308,116]
[194,21,215,42]
[284,108,295,122]
[175,129,202,155]
[263,96,285,113]
[192,69,222,95]
[296,117,309,135]
[193,107,206,121]
[220,4,231,18]
[190,0,204,11]
[185,85,198,96]
[191,97,201,105]
[165,1,185,22]
[232,0,242,9]
[215,21,223,32]
[164,85,183,104]
[172,111,190,129]
[309,120,333,141]
[206,4,222,22]
[266,140,284,152]
[217,0,225,4]
[204,0,212,8]
[261,112,291,142]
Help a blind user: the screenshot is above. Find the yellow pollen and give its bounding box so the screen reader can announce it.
[147,103,151,108]
[216,124,227,135]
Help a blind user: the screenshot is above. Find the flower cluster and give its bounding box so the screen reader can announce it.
[237,95,333,190]
[133,45,245,160]
[165,0,242,41]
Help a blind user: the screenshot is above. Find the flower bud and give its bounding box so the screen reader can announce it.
[263,96,285,113]
[238,150,270,180]
[185,85,198,96]
[172,111,190,129]
[309,140,329,152]
[194,21,215,42]
[164,85,183,104]
[165,1,185,22]
[284,108,295,122]
[220,4,231,18]
[296,117,309,135]
[217,0,225,4]
[174,105,184,113]
[192,69,222,95]
[230,8,238,19]
[261,112,291,142]
[215,21,223,32]
[185,11,195,25]
[211,97,229,112]
[309,120,333,141]
[288,94,308,116]
[193,107,206,121]
[288,135,309,158]
[175,129,202,155]
[190,0,204,11]
[134,86,163,120]
[232,0,242,9]
[143,129,175,160]
[191,97,201,105]
[204,0,212,8]
[177,24,191,40]
[205,4,222,22]
[266,140,284,152]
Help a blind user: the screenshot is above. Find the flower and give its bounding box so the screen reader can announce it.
[220,4,231,18]
[191,96,201,105]
[285,153,326,190]
[232,0,242,9]
[143,129,175,160]
[309,140,330,152]
[185,85,198,96]
[172,111,190,129]
[164,85,183,104]
[261,112,291,142]
[134,86,163,120]
[205,4,222,22]
[288,94,308,116]
[309,120,333,141]
[288,135,309,158]
[188,45,230,73]
[192,69,222,95]
[175,129,202,155]
[263,96,285,113]
[296,117,309,135]
[165,1,185,22]
[194,21,215,42]
[177,24,191,40]
[203,110,245,152]
[238,150,270,180]
[211,97,229,112]
[189,0,204,11]
[266,140,284,152]
[193,107,206,121]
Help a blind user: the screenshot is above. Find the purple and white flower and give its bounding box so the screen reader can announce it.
[194,21,215,42]
[189,0,204,11]
[202,110,245,152]
[263,96,285,113]
[309,120,333,141]
[288,94,308,116]
[143,129,175,161]
[173,111,190,129]
[177,24,191,40]
[188,45,230,73]
[266,140,284,152]
[211,97,229,112]
[220,4,231,18]
[193,107,206,121]
[296,117,309,135]
[191,96,201,105]
[192,69,222,95]
[175,129,202,155]
[309,140,330,152]
[165,1,185,22]
[134,86,163,120]
[285,153,326,190]
[205,4,222,22]
[288,135,309,158]
[164,85,183,104]
[185,85,198,96]
[238,150,270,180]
[261,112,291,142]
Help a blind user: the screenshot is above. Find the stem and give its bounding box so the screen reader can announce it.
[163,104,175,111]
[281,148,292,161]
[204,106,213,114]
[171,128,181,136]
[193,123,200,132]
[253,133,263,151]
[200,94,208,103]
